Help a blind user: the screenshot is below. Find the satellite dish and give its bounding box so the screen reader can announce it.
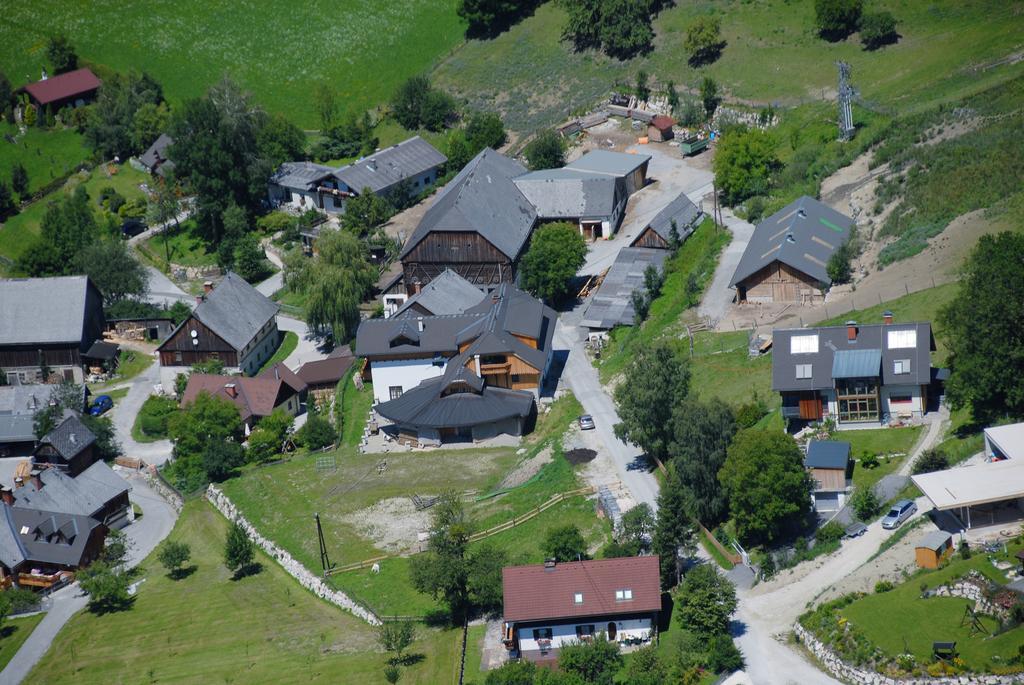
[191,339,199,346]
[190,330,198,338]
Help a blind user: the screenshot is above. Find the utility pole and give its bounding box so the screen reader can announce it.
[836,61,856,141]
[711,182,720,232]
[315,512,332,576]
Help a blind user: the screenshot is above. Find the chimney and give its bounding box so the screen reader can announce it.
[196,295,204,306]
[785,233,796,244]
[882,310,894,325]
[224,383,237,398]
[412,281,422,295]
[846,320,858,341]
[544,558,556,571]
[0,487,13,506]
[417,317,424,333]
[274,367,280,380]
[14,476,23,489]
[30,469,43,491]
[204,281,214,294]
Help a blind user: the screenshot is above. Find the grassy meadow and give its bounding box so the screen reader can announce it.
[26,501,463,685]
[0,1,466,129]
[0,122,89,196]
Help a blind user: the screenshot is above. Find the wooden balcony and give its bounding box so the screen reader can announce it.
[479,361,511,375]
[17,570,72,589]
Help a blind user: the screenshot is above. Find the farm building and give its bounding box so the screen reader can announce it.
[296,347,354,406]
[915,531,953,569]
[0,385,86,459]
[400,148,537,293]
[13,461,132,530]
[647,115,675,141]
[356,283,555,445]
[630,191,702,249]
[32,415,96,478]
[156,273,279,377]
[730,197,854,304]
[0,502,107,590]
[580,248,670,331]
[21,68,101,109]
[0,275,106,385]
[804,440,851,513]
[502,556,661,662]
[772,315,936,426]
[913,459,1024,530]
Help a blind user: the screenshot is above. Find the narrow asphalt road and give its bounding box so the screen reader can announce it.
[144,266,194,308]
[1,475,178,684]
[110,358,173,466]
[697,208,755,325]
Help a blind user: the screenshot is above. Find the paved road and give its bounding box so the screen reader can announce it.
[144,266,194,308]
[110,359,173,466]
[1,474,178,684]
[127,206,193,247]
[277,315,325,370]
[697,208,755,325]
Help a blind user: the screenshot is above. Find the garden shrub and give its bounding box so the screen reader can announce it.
[817,521,844,544]
[874,580,894,593]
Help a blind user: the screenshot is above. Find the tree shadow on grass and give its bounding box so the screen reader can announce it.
[231,562,263,581]
[168,564,197,581]
[87,594,136,616]
[0,625,17,639]
[390,653,426,667]
[422,607,452,628]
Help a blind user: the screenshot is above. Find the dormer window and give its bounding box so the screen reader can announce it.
[615,589,633,601]
[573,592,583,604]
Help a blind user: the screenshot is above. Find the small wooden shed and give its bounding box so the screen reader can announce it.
[648,115,675,142]
[916,530,953,569]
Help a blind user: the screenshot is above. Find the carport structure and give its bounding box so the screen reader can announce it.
[984,422,1024,461]
[912,459,1024,530]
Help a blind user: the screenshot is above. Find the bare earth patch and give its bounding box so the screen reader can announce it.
[498,446,554,489]
[341,497,433,555]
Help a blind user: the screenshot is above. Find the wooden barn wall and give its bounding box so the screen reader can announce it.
[0,345,81,369]
[739,261,824,303]
[630,228,668,249]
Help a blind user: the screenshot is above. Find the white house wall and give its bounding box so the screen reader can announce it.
[879,385,924,418]
[238,323,282,376]
[515,617,652,652]
[370,358,446,405]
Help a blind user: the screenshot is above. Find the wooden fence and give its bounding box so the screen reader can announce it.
[697,521,742,565]
[324,487,596,577]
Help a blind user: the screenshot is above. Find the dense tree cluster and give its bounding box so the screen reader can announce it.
[712,126,780,206]
[46,34,79,74]
[561,0,669,60]
[458,0,541,38]
[84,71,167,160]
[167,391,246,489]
[391,76,457,132]
[518,222,586,302]
[814,0,863,40]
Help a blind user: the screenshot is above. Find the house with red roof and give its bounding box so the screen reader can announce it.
[501,556,662,662]
[21,68,101,110]
[180,373,302,433]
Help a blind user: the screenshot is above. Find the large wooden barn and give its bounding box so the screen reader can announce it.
[729,197,854,304]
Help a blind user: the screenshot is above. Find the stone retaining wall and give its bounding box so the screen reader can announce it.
[929,571,1007,619]
[205,485,381,625]
[794,623,1022,684]
[170,263,221,282]
[139,465,184,513]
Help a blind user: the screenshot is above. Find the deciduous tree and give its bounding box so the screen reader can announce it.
[860,11,898,50]
[518,222,586,302]
[46,34,78,74]
[378,621,417,665]
[168,391,245,485]
[85,71,164,159]
[542,524,587,562]
[718,430,812,544]
[10,162,28,198]
[465,111,507,154]
[685,16,724,66]
[341,188,394,237]
[77,239,149,303]
[224,520,255,576]
[313,82,337,131]
[674,564,737,636]
[712,127,780,206]
[652,468,695,588]
[700,76,720,119]
[523,129,565,170]
[296,229,377,343]
[409,491,473,620]
[458,0,540,38]
[670,398,737,526]
[19,186,99,276]
[814,0,863,40]
[558,633,623,682]
[467,543,509,612]
[158,540,192,579]
[613,341,690,465]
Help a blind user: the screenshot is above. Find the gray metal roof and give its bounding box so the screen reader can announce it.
[565,149,651,177]
[357,313,478,357]
[84,340,120,360]
[14,460,130,519]
[580,247,669,329]
[400,148,536,261]
[0,276,94,345]
[139,133,174,171]
[11,506,101,568]
[393,270,484,318]
[375,375,534,429]
[772,321,935,392]
[39,415,96,459]
[729,196,853,288]
[270,161,337,190]
[805,440,851,469]
[161,272,279,353]
[513,172,621,220]
[0,505,27,570]
[0,385,77,444]
[334,136,446,195]
[640,192,702,244]
[917,530,952,551]
[832,349,882,379]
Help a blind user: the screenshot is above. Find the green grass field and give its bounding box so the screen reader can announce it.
[26,500,462,685]
[258,331,298,374]
[0,122,89,196]
[434,0,1024,131]
[221,393,611,617]
[136,219,217,269]
[0,2,466,129]
[687,329,777,412]
[0,612,45,672]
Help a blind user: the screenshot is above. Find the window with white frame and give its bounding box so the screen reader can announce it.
[887,329,917,349]
[615,589,633,601]
[893,359,911,374]
[573,592,584,604]
[790,334,819,354]
[796,363,813,379]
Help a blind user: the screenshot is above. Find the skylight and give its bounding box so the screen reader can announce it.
[791,334,819,354]
[574,592,584,604]
[615,589,633,601]
[887,329,917,349]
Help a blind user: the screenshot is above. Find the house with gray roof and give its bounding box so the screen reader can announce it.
[156,273,280,377]
[804,440,852,513]
[391,269,483,319]
[730,196,854,304]
[0,385,84,458]
[14,460,132,530]
[139,133,175,177]
[268,136,446,217]
[400,148,537,293]
[0,499,107,588]
[356,283,556,444]
[33,414,97,477]
[772,313,937,427]
[0,275,106,385]
[631,192,703,249]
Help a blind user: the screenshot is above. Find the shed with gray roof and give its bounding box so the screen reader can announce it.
[14,460,131,529]
[580,247,670,330]
[631,192,703,249]
[730,196,854,304]
[139,133,175,177]
[334,135,447,196]
[34,414,97,477]
[393,269,483,319]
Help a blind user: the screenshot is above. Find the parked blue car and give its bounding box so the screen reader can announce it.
[89,395,114,416]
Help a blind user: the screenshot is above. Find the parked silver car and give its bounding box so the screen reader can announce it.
[578,415,595,430]
[881,499,917,529]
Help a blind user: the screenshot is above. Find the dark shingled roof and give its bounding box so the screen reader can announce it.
[296,352,354,387]
[270,161,337,190]
[334,136,446,195]
[375,375,534,430]
[772,321,935,392]
[38,415,96,460]
[400,148,536,261]
[503,556,662,623]
[14,461,129,520]
[8,505,102,568]
[393,270,483,318]
[158,272,278,353]
[730,196,854,288]
[139,133,175,176]
[0,505,27,570]
[634,192,702,246]
[805,440,851,469]
[22,68,100,106]
[84,340,120,360]
[0,275,98,346]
